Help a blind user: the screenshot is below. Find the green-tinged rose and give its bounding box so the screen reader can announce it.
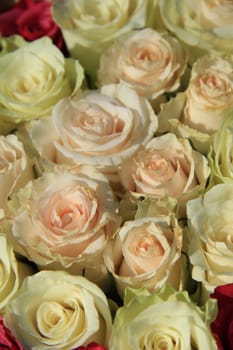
[1,165,121,289]
[104,215,183,298]
[52,0,152,82]
[208,110,233,186]
[0,234,35,315]
[159,0,233,63]
[187,183,233,297]
[4,270,112,350]
[109,284,218,350]
[0,37,84,134]
[158,53,233,154]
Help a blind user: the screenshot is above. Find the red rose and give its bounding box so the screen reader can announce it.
[0,317,23,350]
[75,342,108,350]
[211,283,233,350]
[0,0,66,51]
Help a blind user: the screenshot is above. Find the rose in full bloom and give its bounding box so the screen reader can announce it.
[158,0,233,61]
[119,132,210,216]
[97,28,187,104]
[0,134,33,209]
[187,183,233,295]
[157,53,233,154]
[211,283,233,350]
[208,110,233,186]
[4,270,112,350]
[2,165,120,287]
[104,215,182,298]
[51,0,153,81]
[0,316,23,350]
[0,234,35,314]
[0,0,65,51]
[0,36,84,134]
[109,284,218,350]
[25,84,158,182]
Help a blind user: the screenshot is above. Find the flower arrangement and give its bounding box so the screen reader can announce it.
[0,0,232,349]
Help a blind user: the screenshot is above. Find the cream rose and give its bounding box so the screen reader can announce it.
[0,234,34,315]
[104,215,182,298]
[4,270,112,350]
[158,0,233,61]
[98,28,187,102]
[187,183,233,295]
[0,134,33,209]
[119,132,210,216]
[110,284,218,350]
[52,0,151,81]
[2,165,121,287]
[25,84,158,182]
[0,36,84,134]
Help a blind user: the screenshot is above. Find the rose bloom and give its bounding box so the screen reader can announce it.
[97,28,187,103]
[158,0,233,61]
[51,0,153,81]
[211,283,233,350]
[0,316,23,350]
[4,270,112,350]
[110,284,218,350]
[2,165,121,287]
[25,84,158,182]
[187,183,233,295]
[0,0,65,51]
[0,234,34,315]
[208,110,233,186]
[76,342,107,350]
[119,132,210,216]
[0,134,33,209]
[0,36,84,134]
[104,215,182,298]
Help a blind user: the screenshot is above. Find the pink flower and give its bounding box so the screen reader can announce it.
[0,317,23,350]
[75,342,108,350]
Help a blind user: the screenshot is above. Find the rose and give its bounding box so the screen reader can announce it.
[158,0,233,62]
[211,283,233,350]
[109,284,218,350]
[0,0,65,51]
[187,183,233,296]
[0,36,84,134]
[3,165,121,287]
[97,28,187,103]
[51,0,152,81]
[0,234,35,314]
[104,215,182,298]
[25,83,158,182]
[76,342,108,350]
[0,317,23,350]
[119,132,210,216]
[0,134,33,209]
[208,110,233,186]
[157,53,233,154]
[4,270,112,350]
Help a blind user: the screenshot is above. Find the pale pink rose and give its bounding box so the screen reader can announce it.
[119,133,210,215]
[104,216,182,297]
[25,83,157,182]
[3,165,121,287]
[183,54,233,135]
[97,28,187,102]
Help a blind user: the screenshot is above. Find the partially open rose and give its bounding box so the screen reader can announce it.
[26,84,158,182]
[97,28,187,103]
[104,215,182,298]
[3,165,121,287]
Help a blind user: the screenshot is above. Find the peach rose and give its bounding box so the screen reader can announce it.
[104,215,182,298]
[25,84,158,182]
[3,165,121,287]
[98,28,187,103]
[119,132,210,216]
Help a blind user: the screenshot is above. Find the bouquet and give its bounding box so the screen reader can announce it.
[0,1,232,349]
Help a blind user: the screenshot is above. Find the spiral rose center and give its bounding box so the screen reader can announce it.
[136,235,164,257]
